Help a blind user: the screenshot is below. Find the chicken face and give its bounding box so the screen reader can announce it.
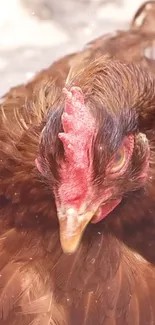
[36,59,150,254]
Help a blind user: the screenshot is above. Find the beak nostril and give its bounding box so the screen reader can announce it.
[72,195,83,202]
[66,195,84,209]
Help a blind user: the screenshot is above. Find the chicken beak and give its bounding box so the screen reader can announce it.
[58,208,94,254]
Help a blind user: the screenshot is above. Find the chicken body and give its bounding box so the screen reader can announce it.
[1,226,155,325]
[1,1,155,325]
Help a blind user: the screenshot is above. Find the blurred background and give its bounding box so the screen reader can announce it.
[0,0,146,96]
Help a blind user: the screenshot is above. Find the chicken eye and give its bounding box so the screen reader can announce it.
[111,147,125,173]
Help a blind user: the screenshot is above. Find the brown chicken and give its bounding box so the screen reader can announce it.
[1,0,155,262]
[1,1,155,324]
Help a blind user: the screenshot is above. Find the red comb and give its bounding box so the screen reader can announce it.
[58,86,95,208]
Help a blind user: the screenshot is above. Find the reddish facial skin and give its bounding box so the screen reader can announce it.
[91,198,122,223]
[35,86,150,229]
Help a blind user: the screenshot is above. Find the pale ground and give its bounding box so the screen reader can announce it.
[0,0,145,97]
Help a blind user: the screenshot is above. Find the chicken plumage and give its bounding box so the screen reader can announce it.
[1,55,155,324]
[1,1,155,324]
[1,0,155,261]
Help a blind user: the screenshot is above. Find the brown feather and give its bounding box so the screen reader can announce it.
[0,227,155,324]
